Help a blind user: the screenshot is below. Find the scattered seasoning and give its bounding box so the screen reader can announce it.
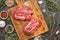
[5,25,14,34]
[0,20,6,28]
[0,11,8,20]
[5,0,14,7]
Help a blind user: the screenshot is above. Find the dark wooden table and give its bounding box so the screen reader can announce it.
[0,0,60,40]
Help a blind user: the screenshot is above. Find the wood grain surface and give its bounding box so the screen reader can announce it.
[7,0,48,40]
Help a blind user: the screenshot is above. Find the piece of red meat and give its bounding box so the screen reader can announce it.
[23,18,42,35]
[13,6,33,20]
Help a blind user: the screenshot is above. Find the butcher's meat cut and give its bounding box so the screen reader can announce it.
[23,18,42,35]
[13,6,33,20]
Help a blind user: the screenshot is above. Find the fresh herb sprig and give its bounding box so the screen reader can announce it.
[0,0,6,11]
[5,33,19,40]
[45,0,60,12]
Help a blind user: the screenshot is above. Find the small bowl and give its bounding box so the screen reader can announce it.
[5,24,14,34]
[0,10,8,20]
[5,0,14,7]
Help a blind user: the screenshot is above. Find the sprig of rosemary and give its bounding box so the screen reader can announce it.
[5,33,19,40]
[0,0,6,11]
[45,0,60,12]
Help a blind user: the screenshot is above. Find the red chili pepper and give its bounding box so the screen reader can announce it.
[23,18,42,35]
[13,6,33,20]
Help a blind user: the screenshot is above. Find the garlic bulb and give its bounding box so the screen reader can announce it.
[0,20,6,28]
[24,1,29,6]
[42,9,46,12]
[33,35,43,40]
[38,0,43,5]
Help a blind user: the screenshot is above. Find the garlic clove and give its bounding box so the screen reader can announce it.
[56,30,59,34]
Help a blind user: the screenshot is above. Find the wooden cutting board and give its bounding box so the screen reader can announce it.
[7,0,48,40]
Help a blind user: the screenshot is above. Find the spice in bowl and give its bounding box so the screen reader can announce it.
[0,11,8,20]
[0,20,6,28]
[5,25,14,34]
[5,0,14,7]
